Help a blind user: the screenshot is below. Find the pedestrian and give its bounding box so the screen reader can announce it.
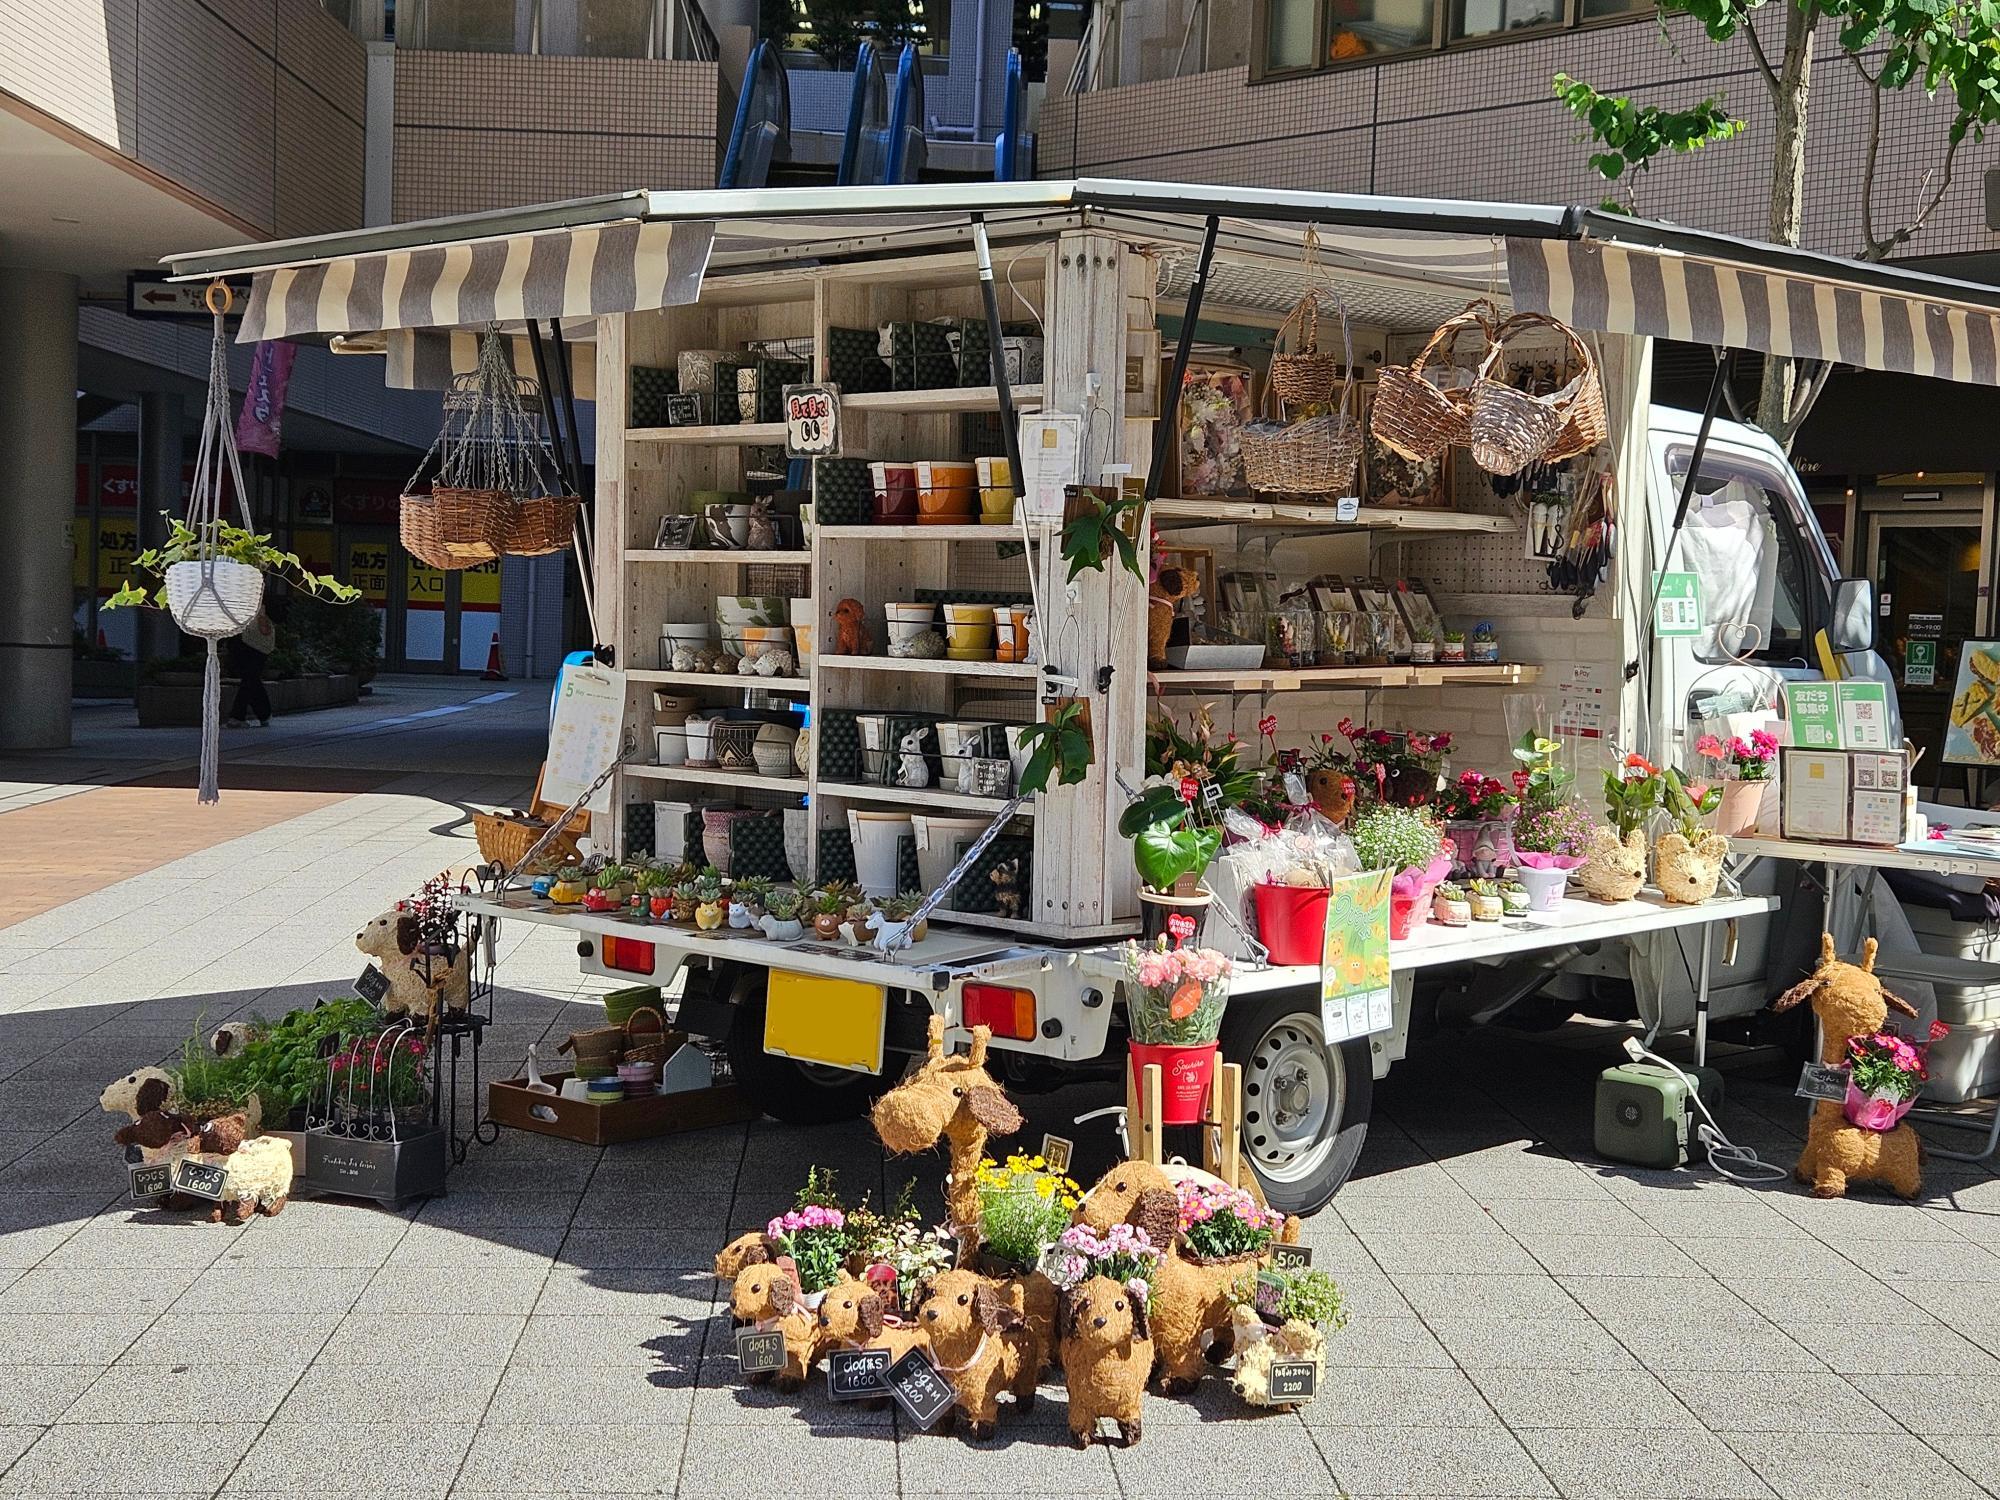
[225,603,277,727]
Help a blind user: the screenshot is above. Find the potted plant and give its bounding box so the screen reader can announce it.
[669,875,699,924]
[764,1171,851,1299]
[1018,697,1095,795]
[758,885,805,941]
[1844,1020,1950,1131]
[1508,733,1593,910]
[1695,728,1780,837]
[1467,878,1504,921]
[1059,485,1148,583]
[1227,1264,1348,1410]
[1438,768,1517,876]
[844,1183,954,1316]
[1350,803,1452,940]
[1501,879,1531,916]
[692,869,728,930]
[1121,938,1231,1123]
[1469,620,1500,664]
[1440,628,1467,664]
[1336,718,1452,809]
[1432,880,1470,927]
[326,1030,431,1139]
[809,887,848,940]
[1410,630,1438,665]
[549,862,589,905]
[1123,793,1224,941]
[586,863,633,911]
[634,866,672,922]
[730,876,772,928]
[1654,766,1728,905]
[104,514,360,623]
[973,1152,1083,1274]
[1175,1176,1287,1265]
[873,891,929,946]
[1579,752,1659,903]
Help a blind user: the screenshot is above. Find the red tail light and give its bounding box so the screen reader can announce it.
[962,983,1036,1041]
[600,935,656,975]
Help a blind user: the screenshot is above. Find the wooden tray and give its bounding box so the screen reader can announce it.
[488,1070,757,1146]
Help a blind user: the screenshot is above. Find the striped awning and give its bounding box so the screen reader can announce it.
[1508,237,2000,387]
[381,328,597,399]
[237,218,713,343]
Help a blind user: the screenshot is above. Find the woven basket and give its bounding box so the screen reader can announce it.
[1466,345,1564,477]
[401,487,511,570]
[471,809,582,875]
[559,1025,625,1067]
[622,1005,670,1065]
[165,559,265,641]
[1269,293,1341,407]
[504,495,581,557]
[1496,312,1607,461]
[1241,390,1361,497]
[1369,301,1497,463]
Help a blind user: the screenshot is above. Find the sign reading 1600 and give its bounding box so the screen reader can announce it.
[784,382,841,459]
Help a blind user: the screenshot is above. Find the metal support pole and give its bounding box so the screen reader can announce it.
[1694,921,1713,1067]
[969,213,1028,504]
[1632,349,1733,698]
[1146,214,1219,506]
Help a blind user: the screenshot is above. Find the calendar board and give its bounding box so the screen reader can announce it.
[543,666,627,814]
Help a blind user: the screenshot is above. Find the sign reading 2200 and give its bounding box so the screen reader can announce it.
[784,383,842,459]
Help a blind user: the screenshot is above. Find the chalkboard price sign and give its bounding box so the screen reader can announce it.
[172,1158,230,1201]
[355,964,391,1005]
[1039,1133,1073,1176]
[735,1327,787,1375]
[1271,1243,1314,1273]
[825,1346,891,1401]
[883,1347,956,1429]
[1796,1062,1850,1103]
[129,1162,173,1199]
[1268,1359,1318,1402]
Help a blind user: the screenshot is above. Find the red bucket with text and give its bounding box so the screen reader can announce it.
[1128,1041,1218,1124]
[1251,882,1331,966]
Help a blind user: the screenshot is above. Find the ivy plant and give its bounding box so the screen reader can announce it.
[104,514,360,610]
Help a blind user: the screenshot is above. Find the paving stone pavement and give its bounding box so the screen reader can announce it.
[3,684,1999,1496]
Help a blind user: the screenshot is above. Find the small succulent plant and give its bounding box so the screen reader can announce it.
[763,886,803,921]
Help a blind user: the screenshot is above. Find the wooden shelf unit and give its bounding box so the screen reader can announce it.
[1151,663,1543,693]
[626,669,811,693]
[623,764,809,795]
[817,654,1041,680]
[816,780,1033,816]
[624,548,811,565]
[1150,498,1521,534]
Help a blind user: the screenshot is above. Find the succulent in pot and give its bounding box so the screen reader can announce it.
[634,866,672,921]
[549,862,590,905]
[758,885,805,941]
[669,877,698,923]
[872,890,930,947]
[1432,880,1470,927]
[1467,878,1503,921]
[692,869,728,930]
[809,887,848,940]
[1501,879,1531,915]
[730,875,772,927]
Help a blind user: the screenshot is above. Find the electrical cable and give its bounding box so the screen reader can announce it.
[1618,1034,1790,1184]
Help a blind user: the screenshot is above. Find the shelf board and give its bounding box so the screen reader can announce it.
[626,420,788,446]
[817,780,1034,816]
[1150,662,1542,693]
[815,524,1049,542]
[843,384,1043,414]
[943,908,1138,941]
[623,764,808,795]
[624,549,811,565]
[1151,499,1520,535]
[625,669,810,692]
[817,654,1041,680]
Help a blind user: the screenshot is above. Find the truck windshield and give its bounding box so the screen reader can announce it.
[1665,448,1816,668]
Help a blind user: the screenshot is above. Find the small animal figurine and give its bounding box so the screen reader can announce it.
[1061,1275,1151,1448]
[812,1276,930,1403]
[833,598,873,656]
[746,496,779,549]
[896,728,932,789]
[730,1262,819,1391]
[1305,765,1355,824]
[888,627,946,660]
[989,858,1023,921]
[914,1268,1043,1440]
[1771,934,1926,1199]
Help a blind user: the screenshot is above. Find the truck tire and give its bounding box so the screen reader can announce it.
[1220,993,1373,1215]
[724,985,886,1125]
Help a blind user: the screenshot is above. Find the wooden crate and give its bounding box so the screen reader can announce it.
[489,1070,757,1146]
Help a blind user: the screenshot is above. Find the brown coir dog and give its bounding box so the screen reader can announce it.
[914,1268,1045,1439]
[1060,1275,1151,1448]
[730,1262,819,1392]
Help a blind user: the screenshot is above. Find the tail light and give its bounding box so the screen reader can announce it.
[962,983,1037,1041]
[599,935,656,975]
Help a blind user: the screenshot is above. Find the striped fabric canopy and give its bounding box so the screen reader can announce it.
[1508,236,2000,387]
[236,218,713,343]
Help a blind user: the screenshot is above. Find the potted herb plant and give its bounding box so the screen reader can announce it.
[758,885,805,941]
[1696,728,1780,837]
[1432,880,1470,927]
[1349,803,1452,940]
[1654,766,1728,905]
[1579,752,1659,903]
[1121,938,1231,1123]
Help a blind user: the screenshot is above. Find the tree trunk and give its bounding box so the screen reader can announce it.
[1756,4,1817,447]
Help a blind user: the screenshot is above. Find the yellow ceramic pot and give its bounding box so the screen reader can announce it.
[695,901,727,931]
[549,878,589,905]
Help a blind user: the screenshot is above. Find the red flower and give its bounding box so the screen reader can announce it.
[1624,753,1658,775]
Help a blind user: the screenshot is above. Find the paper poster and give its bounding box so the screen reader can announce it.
[543,665,627,814]
[1836,682,1891,750]
[1905,639,1938,688]
[1782,682,1841,750]
[1018,413,1081,522]
[1781,749,1851,840]
[1945,641,2000,764]
[1555,663,1607,740]
[1653,572,1703,638]
[1320,869,1393,1044]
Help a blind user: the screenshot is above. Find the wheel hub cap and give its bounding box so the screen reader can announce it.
[1242,1014,1343,1184]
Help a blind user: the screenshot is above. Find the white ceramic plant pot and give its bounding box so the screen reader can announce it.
[684,715,716,764]
[165,559,264,639]
[783,807,811,881]
[848,809,914,898]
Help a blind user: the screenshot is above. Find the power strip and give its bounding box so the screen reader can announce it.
[1619,1036,1789,1185]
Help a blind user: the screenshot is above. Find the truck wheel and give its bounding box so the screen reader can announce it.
[1219,995,1373,1215]
[724,986,885,1125]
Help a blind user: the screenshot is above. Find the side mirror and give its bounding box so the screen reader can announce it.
[1826,578,1875,654]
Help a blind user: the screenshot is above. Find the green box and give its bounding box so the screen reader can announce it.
[1593,1062,1723,1169]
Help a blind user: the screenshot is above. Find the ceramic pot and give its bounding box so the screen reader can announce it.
[1388,890,1422,941]
[1440,640,1467,663]
[1577,827,1647,904]
[813,912,843,940]
[727,902,757,929]
[1513,863,1569,911]
[994,607,1028,663]
[648,894,671,921]
[977,458,1014,525]
[670,894,696,922]
[1469,892,1503,922]
[550,878,588,905]
[695,900,727,931]
[1716,778,1765,837]
[869,462,918,523]
[1502,886,1531,916]
[916,461,977,524]
[1432,894,1470,927]
[1655,830,1729,905]
[1140,887,1214,946]
[759,915,805,942]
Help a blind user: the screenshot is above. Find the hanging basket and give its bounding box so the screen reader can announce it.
[1370,301,1497,463]
[1502,312,1607,461]
[1466,346,1564,477]
[1269,292,1341,407]
[400,487,512,570]
[503,495,581,557]
[165,558,264,640]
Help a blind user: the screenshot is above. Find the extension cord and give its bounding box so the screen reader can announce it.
[1619,1035,1789,1184]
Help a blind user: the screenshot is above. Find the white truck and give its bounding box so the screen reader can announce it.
[171,181,1982,1211]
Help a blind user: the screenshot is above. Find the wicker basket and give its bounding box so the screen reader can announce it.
[1369,301,1497,463]
[504,495,581,557]
[401,487,511,570]
[622,1005,670,1066]
[558,1024,625,1069]
[1269,293,1342,407]
[1496,312,1607,461]
[1241,396,1361,496]
[1466,344,1563,477]
[472,809,582,875]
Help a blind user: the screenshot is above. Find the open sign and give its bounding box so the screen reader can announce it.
[784,382,842,458]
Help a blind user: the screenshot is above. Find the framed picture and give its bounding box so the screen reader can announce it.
[1358,387,1451,510]
[654,513,698,550]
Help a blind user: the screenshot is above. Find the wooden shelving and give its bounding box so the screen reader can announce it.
[842,384,1043,414]
[626,669,810,693]
[624,549,811,565]
[626,420,788,446]
[1150,499,1520,535]
[624,764,808,795]
[817,780,1033,816]
[815,524,1049,543]
[1150,663,1542,693]
[817,654,1040,680]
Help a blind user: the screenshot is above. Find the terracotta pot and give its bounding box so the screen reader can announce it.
[1716,778,1765,837]
[1655,830,1729,905]
[1577,826,1647,904]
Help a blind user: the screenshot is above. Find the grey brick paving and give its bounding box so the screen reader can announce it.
[1,680,1997,1496]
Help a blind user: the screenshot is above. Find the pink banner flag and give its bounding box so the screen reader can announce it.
[235,340,297,459]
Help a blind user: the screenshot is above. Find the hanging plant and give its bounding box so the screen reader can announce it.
[1059,485,1148,583]
[1017,698,1094,794]
[103,516,358,611]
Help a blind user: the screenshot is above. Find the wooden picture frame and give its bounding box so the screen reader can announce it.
[1357,386,1452,510]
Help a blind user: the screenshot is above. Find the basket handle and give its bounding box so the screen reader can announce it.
[1275,291,1321,358]
[1410,300,1499,376]
[626,1004,666,1038]
[1486,311,1594,398]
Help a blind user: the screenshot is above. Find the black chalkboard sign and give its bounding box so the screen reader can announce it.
[735,1327,786,1375]
[1039,1133,1074,1176]
[825,1346,891,1401]
[1796,1062,1850,1103]
[172,1158,230,1201]
[355,964,391,1005]
[1268,1359,1318,1402]
[1271,1243,1314,1273]
[129,1162,172,1199]
[883,1347,956,1429]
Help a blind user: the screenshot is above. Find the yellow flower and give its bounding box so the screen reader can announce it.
[1060,1195,1079,1210]
[1029,1155,1046,1169]
[1034,1177,1056,1199]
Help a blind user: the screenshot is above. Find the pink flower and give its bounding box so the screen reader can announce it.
[1695,734,1725,759]
[1930,1019,1951,1040]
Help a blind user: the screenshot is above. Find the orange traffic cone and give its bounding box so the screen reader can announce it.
[482,638,507,681]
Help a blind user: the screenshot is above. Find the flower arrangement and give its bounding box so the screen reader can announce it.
[1696,728,1780,781]
[1122,939,1231,1045]
[974,1153,1083,1269]
[1659,766,1723,843]
[1603,752,1664,837]
[1336,717,1452,806]
[1176,1178,1287,1259]
[1229,1264,1349,1332]
[1849,1021,1949,1102]
[844,1183,954,1314]
[1512,799,1597,860]
[1438,769,1516,823]
[766,1167,851,1293]
[1349,803,1446,874]
[328,1031,429,1114]
[1042,1220,1162,1293]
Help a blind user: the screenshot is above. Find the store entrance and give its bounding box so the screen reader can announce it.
[337,529,501,674]
[1865,507,1985,790]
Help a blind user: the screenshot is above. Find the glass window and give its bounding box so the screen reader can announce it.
[1580,0,1651,19]
[1668,450,1817,667]
[414,0,517,50]
[1450,0,1558,39]
[578,0,659,55]
[1327,0,1435,59]
[1263,0,1320,68]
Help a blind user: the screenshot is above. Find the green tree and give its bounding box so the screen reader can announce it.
[1552,0,2000,446]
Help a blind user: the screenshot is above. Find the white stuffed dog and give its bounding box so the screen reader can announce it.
[355,910,469,1018]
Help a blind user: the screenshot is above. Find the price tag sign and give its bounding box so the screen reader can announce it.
[1796,1061,1851,1103]
[1201,779,1224,809]
[1268,1359,1318,1402]
[129,1162,173,1200]
[1334,496,1360,522]
[735,1327,787,1375]
[783,382,842,458]
[1271,1243,1313,1272]
[171,1158,229,1202]
[1039,1134,1074,1176]
[883,1348,957,1429]
[826,1347,892,1401]
[1653,572,1703,638]
[355,964,391,1005]
[1319,868,1393,1042]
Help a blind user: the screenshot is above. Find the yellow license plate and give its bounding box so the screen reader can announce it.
[764,969,887,1075]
